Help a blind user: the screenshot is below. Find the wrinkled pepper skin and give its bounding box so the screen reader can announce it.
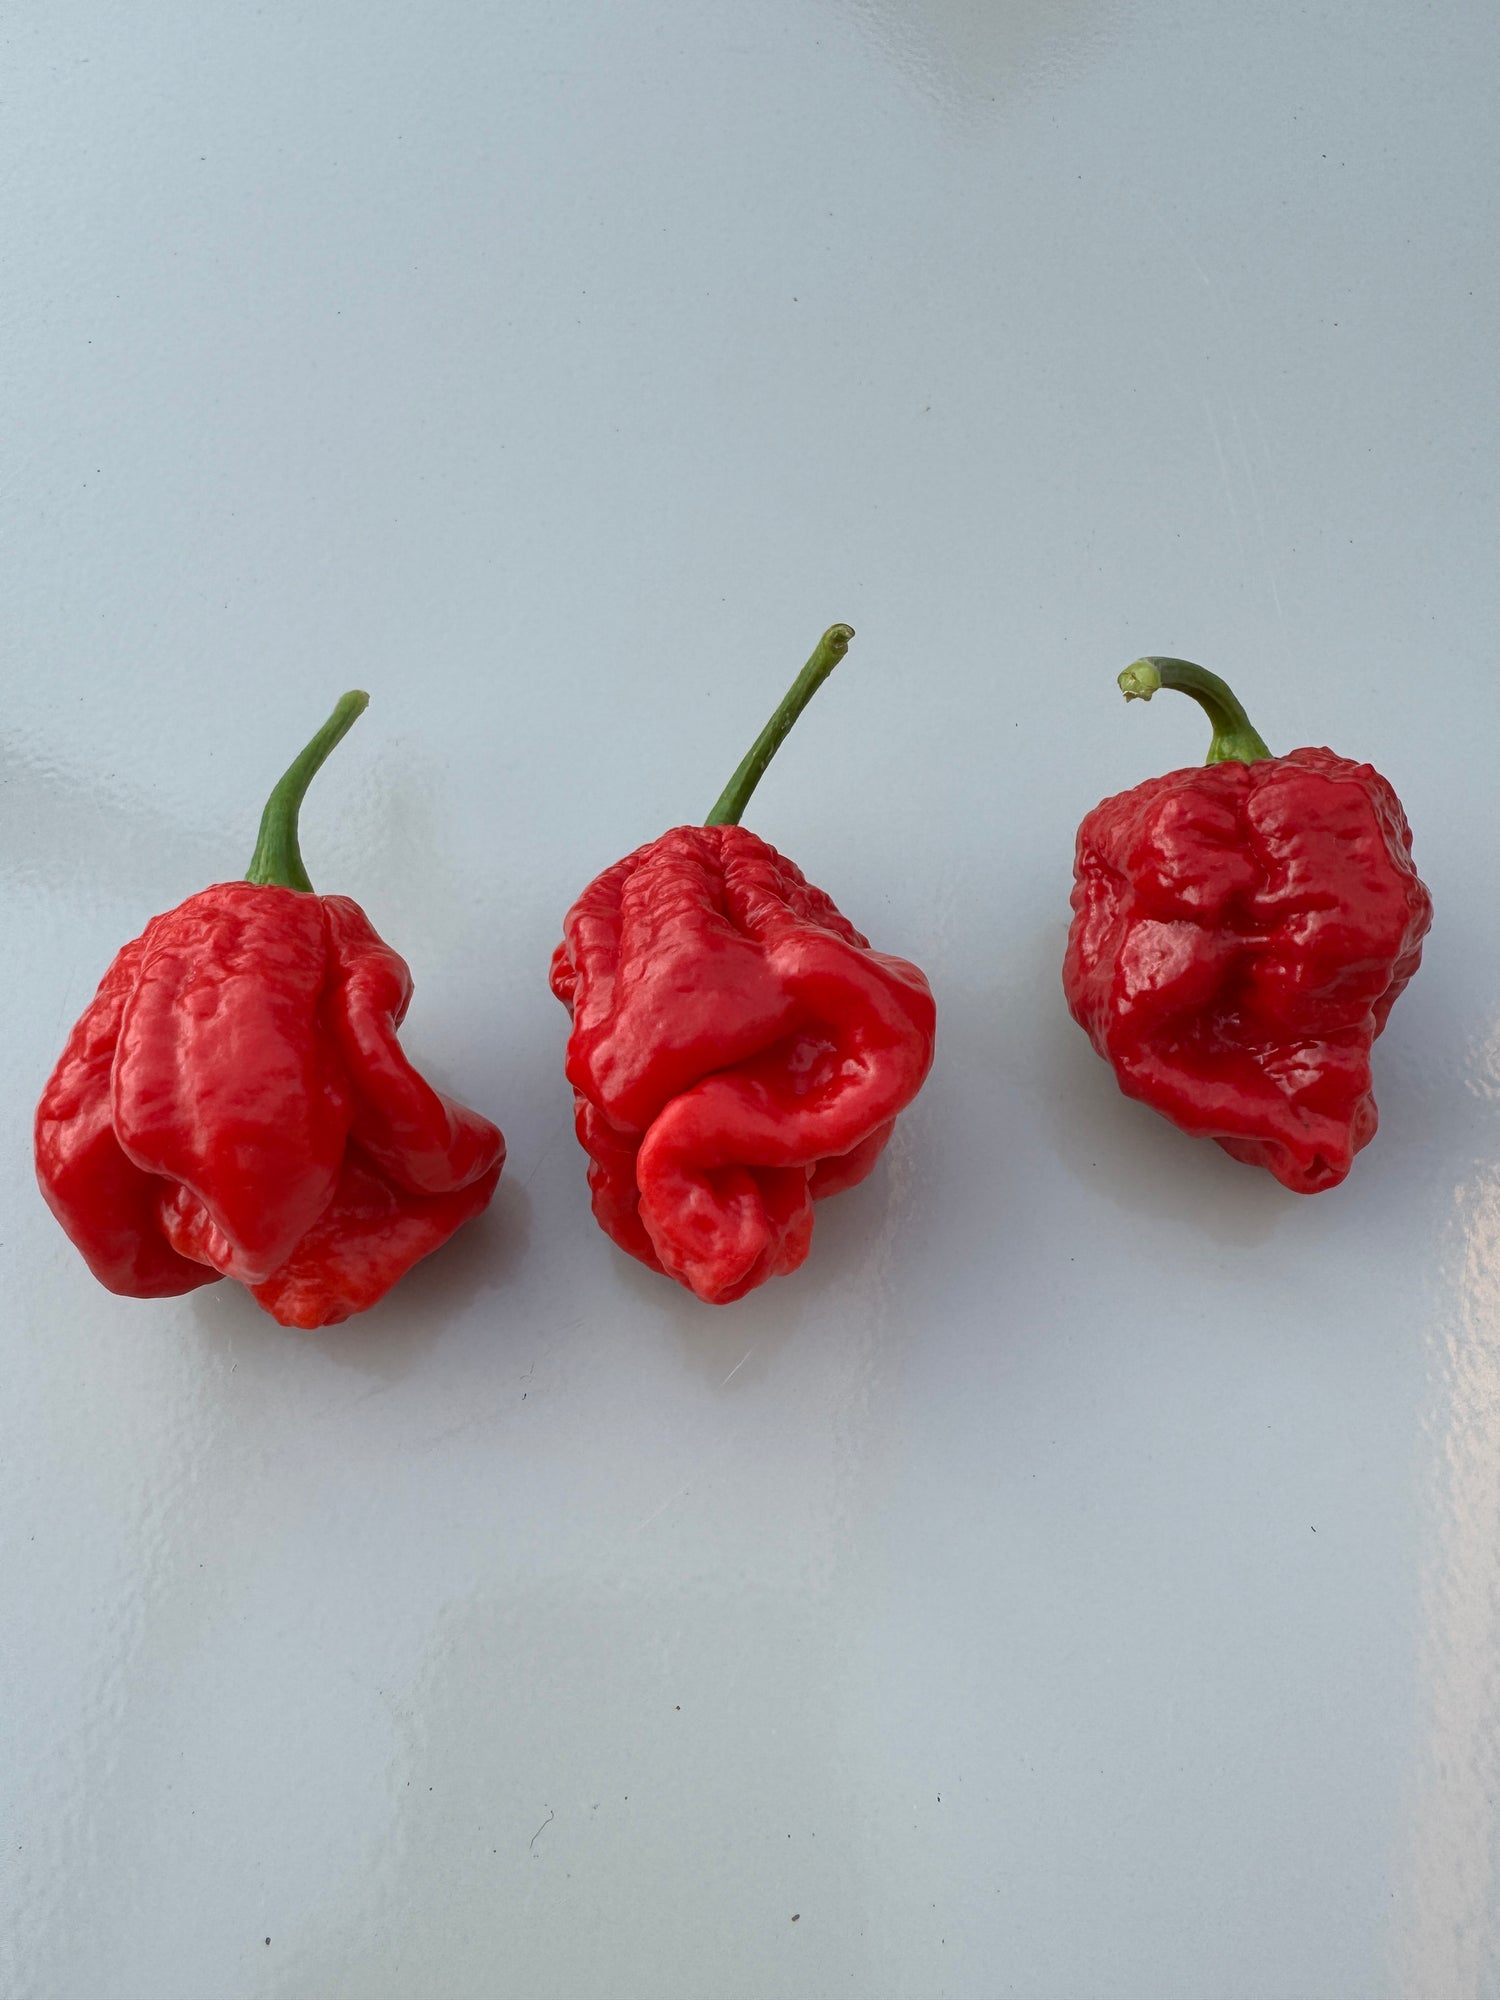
[1064,745,1431,1192]
[37,691,503,1327]
[37,882,503,1328]
[552,824,936,1303]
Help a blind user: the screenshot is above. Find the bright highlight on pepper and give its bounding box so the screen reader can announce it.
[36,638,1436,1333]
[34,694,505,1327]
[551,624,938,1304]
[1063,656,1431,1192]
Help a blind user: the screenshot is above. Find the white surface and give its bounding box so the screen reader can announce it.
[4,2,1498,1995]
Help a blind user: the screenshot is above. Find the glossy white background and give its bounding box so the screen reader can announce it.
[4,2,1498,1994]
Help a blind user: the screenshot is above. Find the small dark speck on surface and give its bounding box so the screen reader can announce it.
[791,1914,800,1923]
[264,1938,270,1946]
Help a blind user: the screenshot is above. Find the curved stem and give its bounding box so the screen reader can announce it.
[704,624,854,826]
[245,691,369,891]
[1118,657,1273,765]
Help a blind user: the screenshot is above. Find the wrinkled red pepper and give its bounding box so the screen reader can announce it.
[551,625,936,1304]
[1064,657,1431,1192]
[36,693,504,1327]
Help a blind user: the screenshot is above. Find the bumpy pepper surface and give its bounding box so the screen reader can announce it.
[551,625,936,1304]
[1063,656,1431,1192]
[35,694,504,1327]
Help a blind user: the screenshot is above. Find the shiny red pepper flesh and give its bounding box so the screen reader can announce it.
[552,823,935,1303]
[1064,745,1431,1191]
[37,883,504,1326]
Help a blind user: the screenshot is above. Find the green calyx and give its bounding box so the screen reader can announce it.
[245,690,369,892]
[1118,657,1273,765]
[705,624,855,827]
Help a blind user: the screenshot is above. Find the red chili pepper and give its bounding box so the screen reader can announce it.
[551,625,936,1304]
[1063,657,1431,1192]
[35,694,504,1327]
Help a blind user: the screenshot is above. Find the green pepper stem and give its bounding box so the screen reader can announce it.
[245,691,369,891]
[704,624,854,826]
[1118,657,1273,765]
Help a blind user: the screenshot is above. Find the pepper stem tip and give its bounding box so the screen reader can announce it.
[1115,654,1272,766]
[245,689,370,892]
[705,622,856,827]
[1118,659,1163,702]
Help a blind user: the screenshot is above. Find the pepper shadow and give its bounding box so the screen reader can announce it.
[821,0,1116,127]
[1031,920,1292,1250]
[189,1179,532,1386]
[608,1124,933,1394]
[0,730,224,909]
[603,1247,810,1394]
